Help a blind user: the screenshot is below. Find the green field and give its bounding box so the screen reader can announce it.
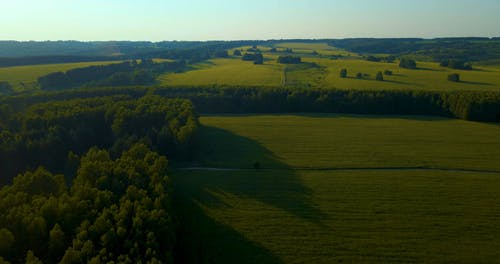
[159,58,285,86]
[0,61,122,91]
[174,115,500,263]
[160,43,500,91]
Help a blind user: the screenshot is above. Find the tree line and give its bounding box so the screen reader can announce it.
[37,60,187,91]
[2,85,498,124]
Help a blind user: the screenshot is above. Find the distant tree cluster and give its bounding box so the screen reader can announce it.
[277,56,302,64]
[38,60,186,90]
[448,73,460,82]
[440,60,473,70]
[399,58,417,69]
[242,53,264,64]
[0,82,13,95]
[366,55,396,63]
[340,69,348,78]
[233,49,242,56]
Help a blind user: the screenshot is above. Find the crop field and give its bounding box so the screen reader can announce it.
[0,60,123,91]
[161,42,500,91]
[159,58,284,86]
[173,115,500,263]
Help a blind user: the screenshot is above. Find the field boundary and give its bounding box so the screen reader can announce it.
[176,166,500,174]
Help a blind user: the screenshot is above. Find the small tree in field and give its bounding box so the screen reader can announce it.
[384,70,393,76]
[356,73,363,79]
[340,69,347,78]
[233,49,242,56]
[376,72,384,81]
[448,73,460,82]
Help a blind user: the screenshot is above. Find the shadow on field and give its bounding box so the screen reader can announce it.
[192,126,325,223]
[172,125,326,262]
[460,80,493,86]
[173,191,284,264]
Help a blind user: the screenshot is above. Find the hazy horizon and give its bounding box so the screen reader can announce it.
[2,0,500,41]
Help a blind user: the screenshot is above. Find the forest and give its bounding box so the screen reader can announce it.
[0,94,198,263]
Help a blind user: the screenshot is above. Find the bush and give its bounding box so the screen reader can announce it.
[277,56,301,64]
[448,73,460,82]
[399,58,417,69]
[233,49,242,56]
[356,73,363,79]
[340,69,348,78]
[376,72,384,81]
[384,70,393,76]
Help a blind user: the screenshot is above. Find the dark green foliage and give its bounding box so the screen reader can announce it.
[277,56,302,64]
[384,70,393,76]
[214,50,229,58]
[329,38,500,62]
[399,58,417,69]
[233,49,242,56]
[376,72,384,81]
[0,144,175,263]
[440,60,473,70]
[448,73,460,82]
[340,69,348,78]
[366,56,381,62]
[242,53,263,64]
[0,95,198,185]
[0,82,13,95]
[356,73,363,79]
[38,60,186,90]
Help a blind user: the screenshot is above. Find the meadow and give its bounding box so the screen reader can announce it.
[160,42,500,91]
[173,114,500,263]
[0,60,122,91]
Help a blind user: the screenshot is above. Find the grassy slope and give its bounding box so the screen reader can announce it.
[174,115,500,263]
[0,60,123,91]
[159,58,284,86]
[160,43,500,91]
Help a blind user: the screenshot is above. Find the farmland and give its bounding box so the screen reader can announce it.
[159,42,500,91]
[173,114,500,263]
[0,60,123,91]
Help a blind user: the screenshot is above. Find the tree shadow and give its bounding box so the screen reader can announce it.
[182,126,326,223]
[416,67,443,72]
[384,79,417,86]
[460,81,493,86]
[173,189,284,264]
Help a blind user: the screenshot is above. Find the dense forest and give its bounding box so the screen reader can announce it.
[329,38,500,61]
[0,94,198,262]
[2,85,499,124]
[37,60,186,90]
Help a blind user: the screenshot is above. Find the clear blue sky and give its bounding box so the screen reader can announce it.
[2,0,499,41]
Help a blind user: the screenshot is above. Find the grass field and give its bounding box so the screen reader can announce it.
[159,58,284,86]
[0,60,123,91]
[160,42,500,91]
[173,115,500,263]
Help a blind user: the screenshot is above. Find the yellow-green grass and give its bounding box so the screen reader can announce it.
[0,61,123,91]
[273,42,357,57]
[308,58,500,91]
[159,58,284,86]
[197,115,500,171]
[174,115,500,263]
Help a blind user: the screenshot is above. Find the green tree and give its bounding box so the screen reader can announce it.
[448,73,460,82]
[340,69,347,78]
[0,228,15,256]
[25,251,43,264]
[49,224,66,259]
[376,72,384,81]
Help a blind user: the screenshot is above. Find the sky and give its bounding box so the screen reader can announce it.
[1,0,499,41]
